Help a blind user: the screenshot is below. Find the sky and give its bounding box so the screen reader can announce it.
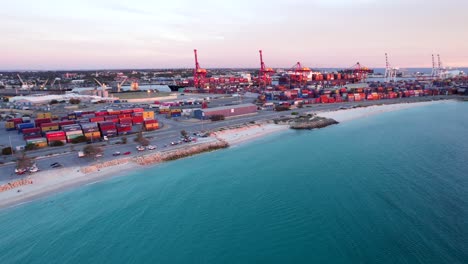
[1,0,467,70]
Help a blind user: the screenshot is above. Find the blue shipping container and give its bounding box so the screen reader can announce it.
[17,123,35,133]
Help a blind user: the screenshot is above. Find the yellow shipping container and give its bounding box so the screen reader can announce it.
[145,123,159,130]
[35,142,48,148]
[41,125,59,132]
[37,112,52,119]
[143,111,154,119]
[84,132,101,139]
[5,122,15,129]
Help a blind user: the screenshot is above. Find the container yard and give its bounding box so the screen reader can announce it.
[3,108,160,147]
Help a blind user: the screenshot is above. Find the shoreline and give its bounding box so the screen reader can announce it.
[0,99,453,210]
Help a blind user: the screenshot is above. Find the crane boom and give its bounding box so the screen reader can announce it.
[94,78,103,87]
[17,74,25,85]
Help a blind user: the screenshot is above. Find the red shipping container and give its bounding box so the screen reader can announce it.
[41,122,59,128]
[120,109,133,114]
[35,118,52,126]
[95,111,108,117]
[46,131,66,137]
[133,108,144,113]
[119,118,133,125]
[90,117,105,123]
[132,116,144,124]
[144,119,158,125]
[59,120,75,127]
[119,114,132,119]
[22,128,41,134]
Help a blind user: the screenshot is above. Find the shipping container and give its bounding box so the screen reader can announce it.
[41,122,60,132]
[95,111,108,117]
[100,129,117,137]
[67,113,77,120]
[35,118,52,127]
[58,120,76,128]
[119,117,133,125]
[84,131,101,140]
[17,122,35,133]
[133,108,144,113]
[143,111,154,120]
[90,117,105,123]
[36,112,52,119]
[132,116,144,125]
[116,124,132,135]
[120,109,133,114]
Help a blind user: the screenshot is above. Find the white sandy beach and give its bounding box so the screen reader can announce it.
[0,100,446,209]
[315,100,448,122]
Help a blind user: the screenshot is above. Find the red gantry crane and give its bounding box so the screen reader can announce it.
[258,50,274,88]
[193,49,207,88]
[290,62,311,87]
[344,62,373,82]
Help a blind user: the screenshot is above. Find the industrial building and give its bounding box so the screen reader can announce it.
[194,103,257,120]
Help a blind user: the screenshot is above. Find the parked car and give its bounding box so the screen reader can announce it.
[136,146,145,151]
[123,151,131,155]
[147,145,156,150]
[112,151,121,156]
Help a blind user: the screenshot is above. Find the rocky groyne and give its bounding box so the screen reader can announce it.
[290,116,339,130]
[79,140,230,174]
[0,178,33,192]
[135,140,229,165]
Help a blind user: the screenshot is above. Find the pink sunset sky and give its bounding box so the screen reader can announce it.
[1,0,467,70]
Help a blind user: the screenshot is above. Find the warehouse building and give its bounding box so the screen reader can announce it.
[194,103,258,120]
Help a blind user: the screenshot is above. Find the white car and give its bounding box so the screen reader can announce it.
[147,145,156,150]
[136,146,146,151]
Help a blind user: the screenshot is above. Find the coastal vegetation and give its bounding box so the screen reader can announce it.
[69,98,81,105]
[209,114,225,121]
[1,147,12,155]
[70,135,87,144]
[134,131,150,146]
[16,152,33,170]
[25,143,38,151]
[49,140,65,147]
[83,145,103,159]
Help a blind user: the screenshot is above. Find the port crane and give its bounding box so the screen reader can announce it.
[116,78,128,92]
[258,50,274,88]
[193,49,207,88]
[94,78,108,97]
[17,74,34,90]
[384,53,397,82]
[344,62,373,82]
[39,79,49,90]
[290,62,311,87]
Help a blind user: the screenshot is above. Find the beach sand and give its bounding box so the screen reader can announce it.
[315,100,447,122]
[0,100,445,209]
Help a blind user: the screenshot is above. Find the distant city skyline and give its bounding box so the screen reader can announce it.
[1,0,467,70]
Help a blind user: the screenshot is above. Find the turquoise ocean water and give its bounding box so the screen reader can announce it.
[0,101,467,263]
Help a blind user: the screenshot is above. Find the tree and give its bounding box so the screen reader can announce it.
[16,152,33,170]
[83,145,103,158]
[134,131,150,146]
[71,135,87,144]
[2,147,13,155]
[180,130,188,139]
[209,114,225,121]
[50,140,65,147]
[69,98,81,105]
[50,99,59,105]
[121,136,127,144]
[25,143,38,151]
